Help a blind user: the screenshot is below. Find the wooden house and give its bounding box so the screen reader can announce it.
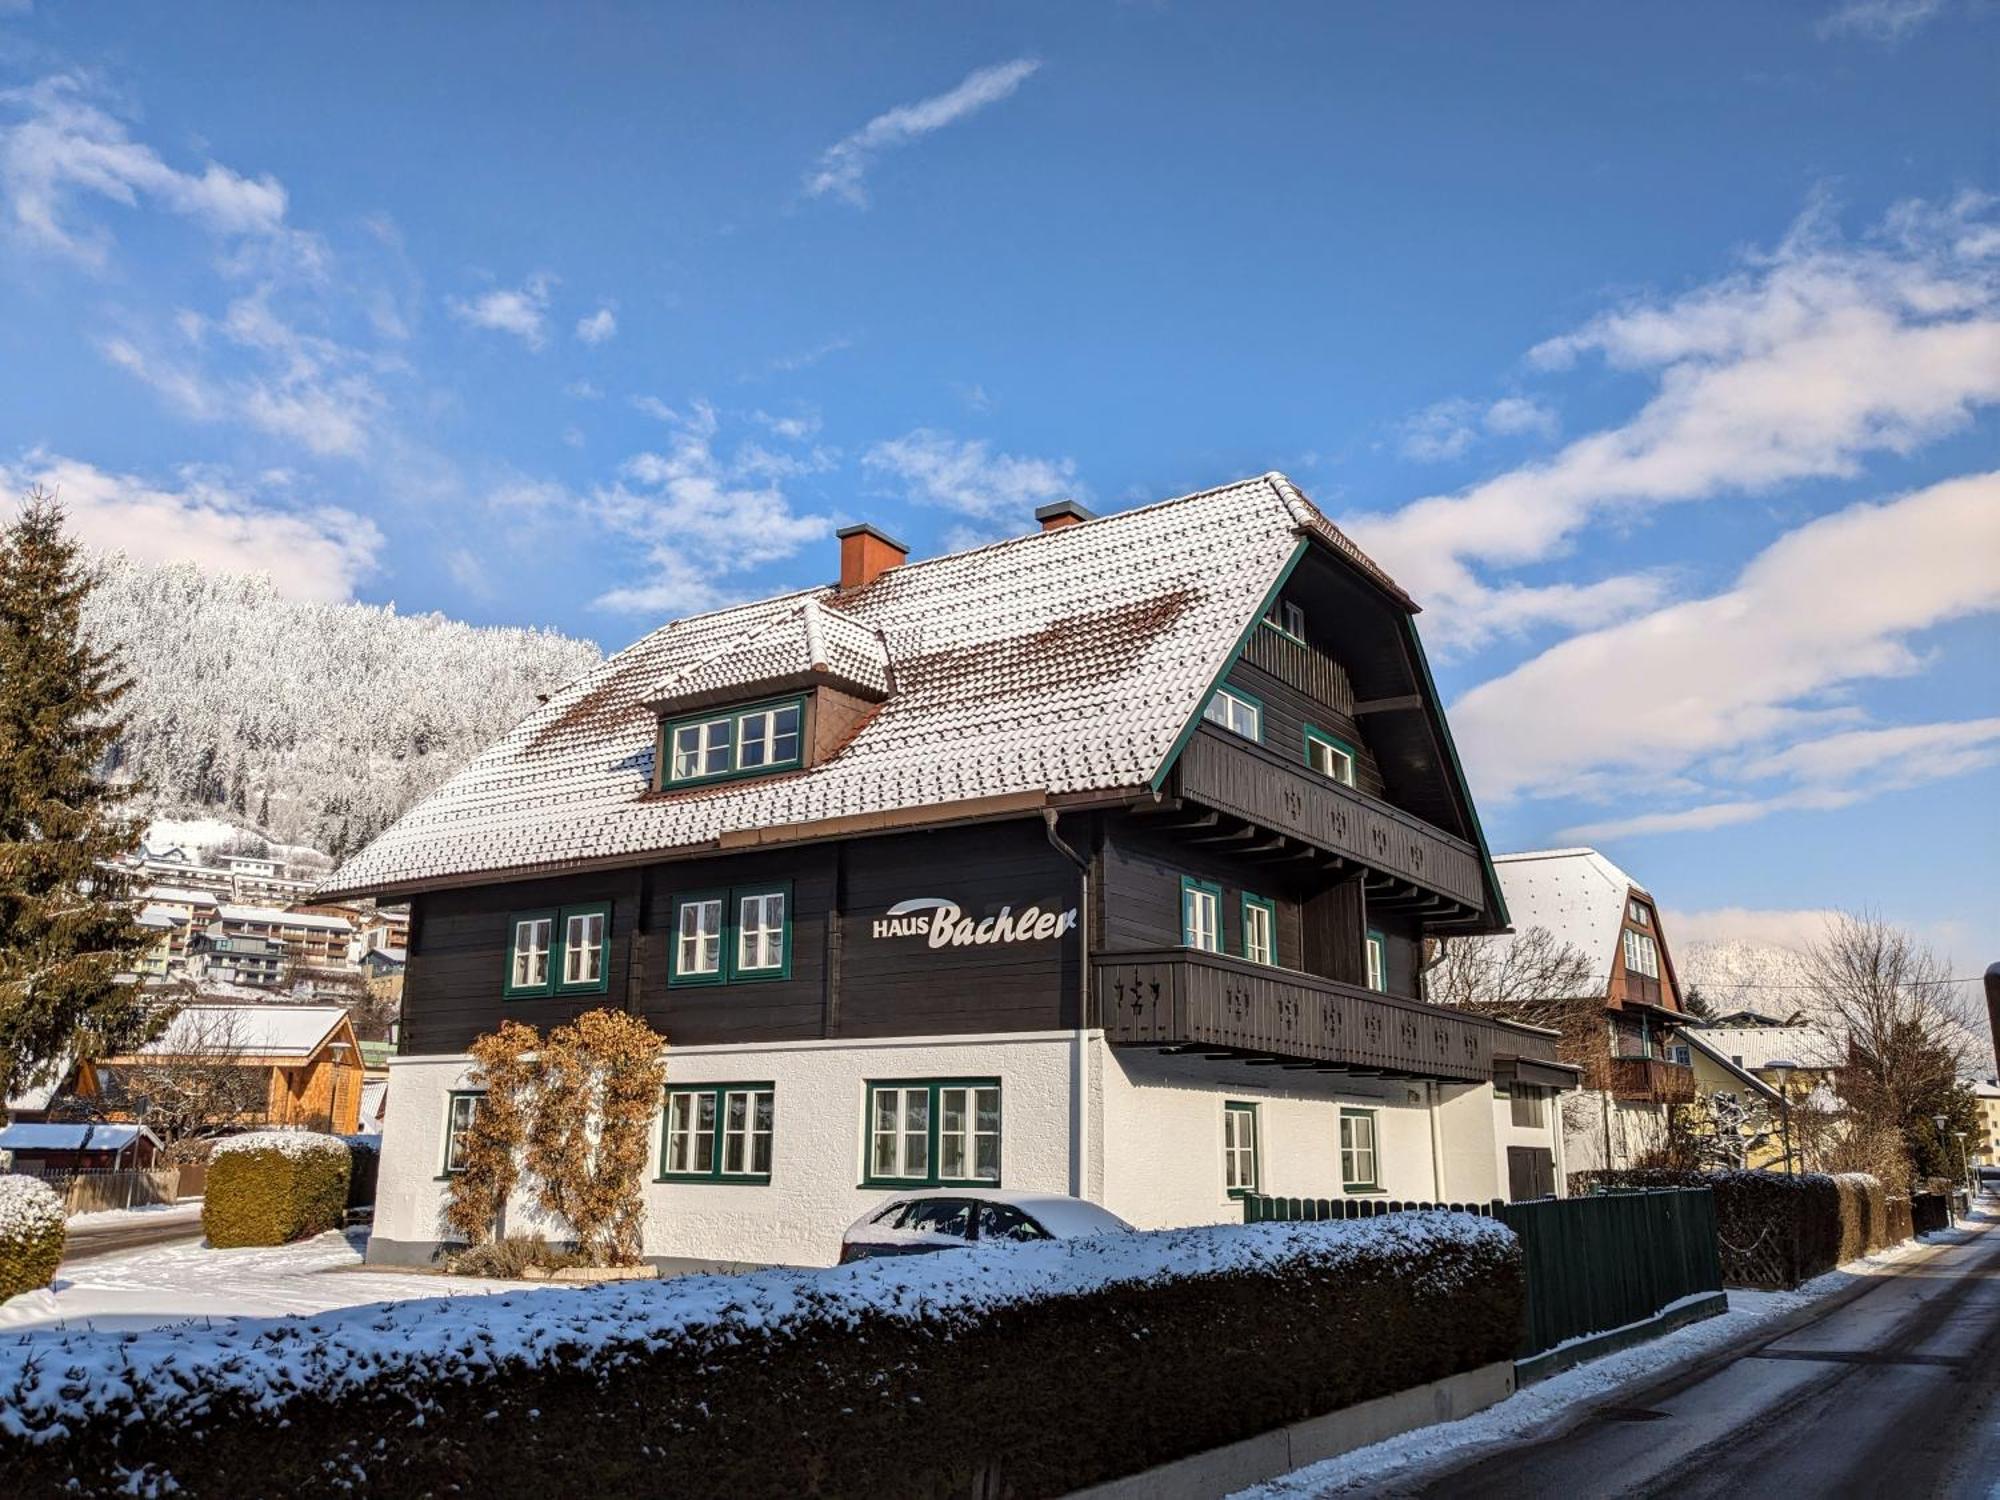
[74,1002,365,1136]
[318,474,1579,1271]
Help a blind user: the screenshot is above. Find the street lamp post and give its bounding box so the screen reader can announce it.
[1768,1059,1799,1177]
[1934,1113,1951,1186]
[1957,1131,1972,1193]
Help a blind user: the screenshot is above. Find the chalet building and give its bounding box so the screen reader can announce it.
[1485,849,1693,1179]
[187,927,288,989]
[74,1002,365,1135]
[321,474,1577,1270]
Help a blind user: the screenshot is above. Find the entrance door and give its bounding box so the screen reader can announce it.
[1508,1145,1556,1201]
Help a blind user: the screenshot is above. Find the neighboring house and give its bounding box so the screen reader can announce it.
[321,474,1578,1272]
[3,1066,71,1126]
[359,946,406,980]
[187,926,289,989]
[134,906,188,979]
[73,1002,365,1135]
[1970,1081,2000,1171]
[0,1122,163,1174]
[1672,1027,1784,1168]
[212,904,357,969]
[1481,849,1695,1180]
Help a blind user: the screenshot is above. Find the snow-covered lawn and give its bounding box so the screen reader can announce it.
[1,1227,536,1334]
[65,1200,205,1231]
[1232,1233,1945,1497]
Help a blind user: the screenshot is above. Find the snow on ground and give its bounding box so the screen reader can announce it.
[65,1200,205,1232]
[1232,1232,1950,1498]
[1,1227,532,1335]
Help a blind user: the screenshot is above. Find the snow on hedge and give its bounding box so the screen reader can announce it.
[0,1175,63,1238]
[0,1212,1514,1442]
[210,1130,349,1161]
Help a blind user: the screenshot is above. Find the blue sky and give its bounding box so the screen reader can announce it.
[1,2,1995,975]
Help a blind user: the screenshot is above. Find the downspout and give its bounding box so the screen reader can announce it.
[1427,1082,1445,1202]
[1044,808,1092,1201]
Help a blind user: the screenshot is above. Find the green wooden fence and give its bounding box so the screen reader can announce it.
[1240,1187,1723,1360]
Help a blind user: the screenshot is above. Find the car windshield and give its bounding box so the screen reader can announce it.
[891,1198,976,1238]
[976,1203,1050,1243]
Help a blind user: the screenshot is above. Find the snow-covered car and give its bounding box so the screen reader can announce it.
[838,1189,1133,1263]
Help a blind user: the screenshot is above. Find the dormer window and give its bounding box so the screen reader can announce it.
[664,697,804,786]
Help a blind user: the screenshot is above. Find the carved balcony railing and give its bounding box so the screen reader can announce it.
[1169,730,1487,911]
[1093,949,1562,1084]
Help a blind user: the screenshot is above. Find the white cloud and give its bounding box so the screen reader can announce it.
[5,453,378,602]
[1455,470,2000,830]
[0,74,291,266]
[100,288,385,458]
[804,59,1041,208]
[575,306,617,345]
[590,401,837,615]
[447,273,554,349]
[862,427,1084,532]
[1817,0,1946,41]
[753,408,822,442]
[1348,193,2000,651]
[1397,396,1559,462]
[564,379,603,400]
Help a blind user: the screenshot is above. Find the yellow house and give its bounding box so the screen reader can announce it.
[1674,1027,1786,1168]
[1970,1082,2000,1172]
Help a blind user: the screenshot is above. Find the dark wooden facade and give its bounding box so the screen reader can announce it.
[396,566,1538,1083]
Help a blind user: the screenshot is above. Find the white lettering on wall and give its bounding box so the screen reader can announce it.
[870,897,1077,947]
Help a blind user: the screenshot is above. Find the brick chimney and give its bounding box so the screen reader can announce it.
[837,523,908,590]
[1035,500,1095,532]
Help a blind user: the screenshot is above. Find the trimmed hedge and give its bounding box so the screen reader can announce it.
[0,1175,65,1303]
[1912,1192,1951,1235]
[1831,1173,1890,1263]
[339,1134,381,1211]
[1576,1168,1842,1289]
[202,1132,352,1249]
[0,1214,1522,1498]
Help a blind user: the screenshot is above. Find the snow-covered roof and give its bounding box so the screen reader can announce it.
[5,1066,72,1116]
[322,473,1405,898]
[216,904,354,933]
[114,1003,352,1060]
[1684,1021,1846,1071]
[138,886,221,907]
[1673,1027,1783,1102]
[0,1122,159,1153]
[135,906,187,930]
[1487,848,1648,986]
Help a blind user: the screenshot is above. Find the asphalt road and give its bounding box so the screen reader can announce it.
[60,1204,205,1266]
[1401,1211,2000,1499]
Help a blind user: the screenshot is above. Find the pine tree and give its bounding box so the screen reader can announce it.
[0,492,155,1101]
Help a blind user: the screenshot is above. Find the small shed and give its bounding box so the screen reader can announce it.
[0,1121,164,1173]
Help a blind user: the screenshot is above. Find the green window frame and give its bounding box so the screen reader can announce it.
[1180,876,1224,953]
[1304,725,1359,788]
[1201,685,1263,743]
[661,695,806,787]
[1366,928,1388,992]
[862,1078,1002,1188]
[1241,893,1278,966]
[441,1090,482,1178]
[659,1083,776,1184]
[1341,1107,1380,1193]
[668,883,792,986]
[1223,1101,1260,1198]
[504,903,610,998]
[1262,598,1307,642]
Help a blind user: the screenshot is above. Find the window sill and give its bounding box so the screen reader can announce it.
[656,1174,772,1187]
[858,1179,1004,1192]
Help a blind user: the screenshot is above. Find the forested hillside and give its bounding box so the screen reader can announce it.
[88,559,602,861]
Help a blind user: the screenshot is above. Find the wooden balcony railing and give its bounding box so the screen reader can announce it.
[1243,623,1355,717]
[1094,948,1562,1083]
[1170,730,1487,911]
[1607,1056,1697,1105]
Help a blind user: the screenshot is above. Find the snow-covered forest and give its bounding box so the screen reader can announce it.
[87,558,601,861]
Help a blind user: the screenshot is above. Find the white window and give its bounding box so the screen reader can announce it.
[720,1088,775,1177]
[664,1089,717,1175]
[675,898,723,978]
[562,909,605,986]
[1365,932,1387,992]
[736,703,802,770]
[1628,899,1651,927]
[1182,880,1223,952]
[1243,898,1276,966]
[1340,1109,1379,1191]
[1306,730,1357,787]
[670,715,734,781]
[1265,599,1307,638]
[737,890,786,973]
[1223,1103,1259,1196]
[937,1084,1002,1183]
[1624,929,1661,979]
[870,1085,932,1182]
[509,917,551,991]
[1202,688,1261,742]
[443,1092,481,1175]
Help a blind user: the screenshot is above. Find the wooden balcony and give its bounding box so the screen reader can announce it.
[1094,948,1563,1084]
[1168,729,1487,913]
[1243,622,1355,717]
[1607,1055,1698,1105]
